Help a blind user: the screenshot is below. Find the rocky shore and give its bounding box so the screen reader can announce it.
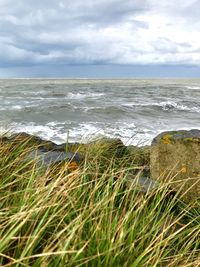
[1,129,200,204]
[0,129,200,265]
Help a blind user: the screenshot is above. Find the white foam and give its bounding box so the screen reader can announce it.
[46,121,66,127]
[3,120,200,147]
[185,86,200,90]
[67,92,105,100]
[67,121,150,146]
[0,120,151,146]
[123,101,200,113]
[159,101,186,111]
[11,105,23,110]
[0,122,67,144]
[158,101,200,113]
[0,105,24,111]
[122,102,152,107]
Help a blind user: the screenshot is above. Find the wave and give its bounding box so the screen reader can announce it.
[67,92,105,100]
[156,101,189,111]
[1,122,68,144]
[122,101,200,113]
[50,93,67,98]
[185,86,200,90]
[0,121,151,146]
[82,105,128,115]
[0,105,24,111]
[155,101,200,113]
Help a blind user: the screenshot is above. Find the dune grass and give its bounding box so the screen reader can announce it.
[0,135,199,266]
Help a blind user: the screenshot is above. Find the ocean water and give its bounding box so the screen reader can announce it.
[0,78,200,145]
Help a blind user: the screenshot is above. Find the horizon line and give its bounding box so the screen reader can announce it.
[1,77,200,80]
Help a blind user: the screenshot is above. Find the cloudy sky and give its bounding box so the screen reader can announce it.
[0,0,200,77]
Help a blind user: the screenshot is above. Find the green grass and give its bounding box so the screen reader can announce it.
[0,135,199,266]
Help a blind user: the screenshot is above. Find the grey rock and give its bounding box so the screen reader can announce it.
[133,176,160,193]
[126,173,159,193]
[152,129,200,145]
[25,149,82,167]
[151,129,200,204]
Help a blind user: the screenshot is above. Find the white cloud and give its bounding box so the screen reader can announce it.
[0,0,200,68]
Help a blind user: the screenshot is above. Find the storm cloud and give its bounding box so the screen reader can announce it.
[0,0,200,76]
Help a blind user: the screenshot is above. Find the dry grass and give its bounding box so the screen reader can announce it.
[0,134,199,266]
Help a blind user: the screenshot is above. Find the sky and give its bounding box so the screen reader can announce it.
[0,0,200,78]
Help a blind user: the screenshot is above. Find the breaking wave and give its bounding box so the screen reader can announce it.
[122,101,200,113]
[1,79,200,145]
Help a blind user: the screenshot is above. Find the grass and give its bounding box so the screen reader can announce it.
[0,134,199,266]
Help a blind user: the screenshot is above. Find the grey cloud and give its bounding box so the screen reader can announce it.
[0,0,148,26]
[0,0,200,69]
[151,38,193,54]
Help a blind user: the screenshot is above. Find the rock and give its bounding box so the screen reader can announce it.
[89,137,129,157]
[131,176,159,193]
[1,132,83,168]
[151,129,200,203]
[25,148,82,168]
[150,212,185,238]
[127,145,150,166]
[125,174,185,238]
[7,132,66,151]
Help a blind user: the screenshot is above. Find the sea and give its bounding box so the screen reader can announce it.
[0,78,200,146]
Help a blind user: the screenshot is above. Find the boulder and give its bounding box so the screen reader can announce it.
[24,149,82,168]
[150,129,200,203]
[1,132,83,168]
[89,137,129,158]
[131,176,159,193]
[7,132,66,151]
[127,145,150,166]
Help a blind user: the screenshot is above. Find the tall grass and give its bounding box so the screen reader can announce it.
[0,135,199,266]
